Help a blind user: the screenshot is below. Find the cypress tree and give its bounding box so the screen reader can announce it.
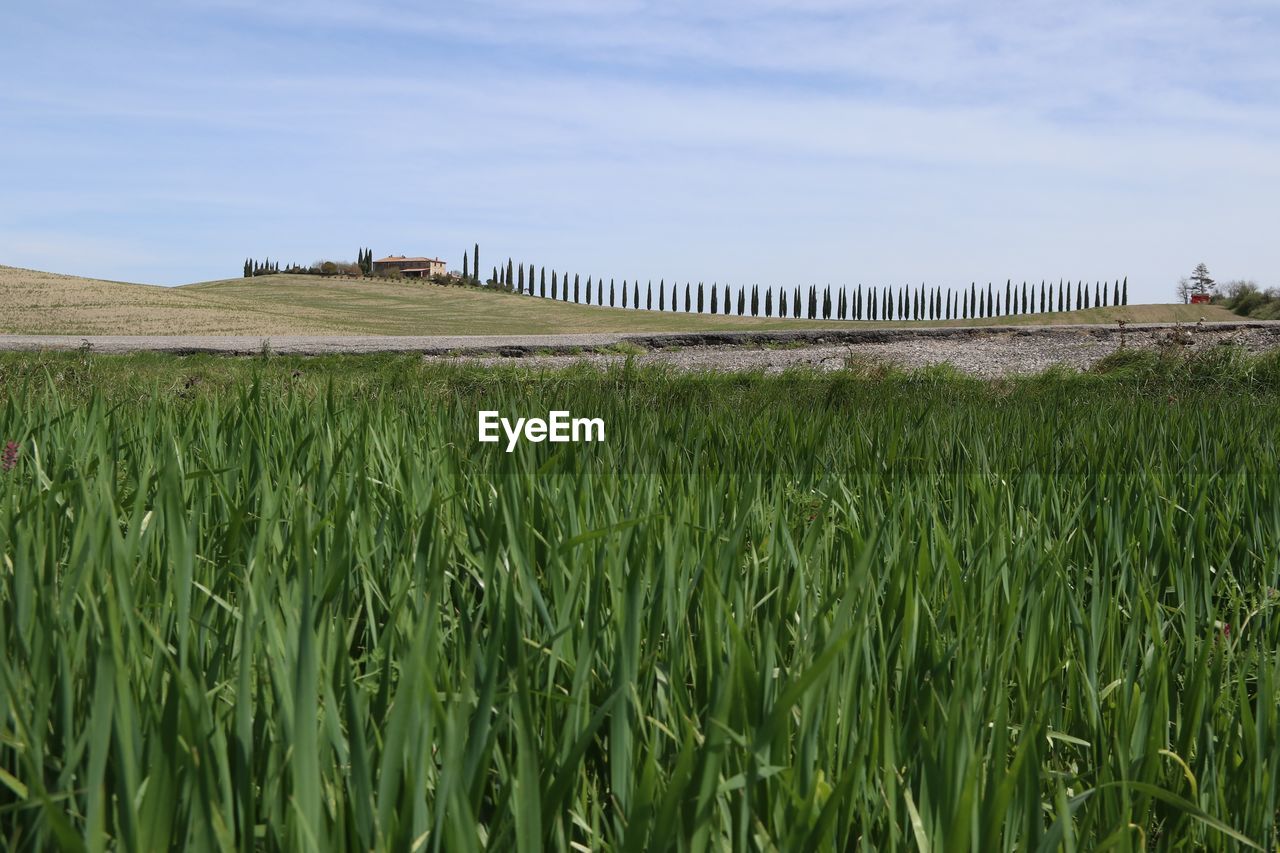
[1122,277,1128,305]
[765,288,773,317]
[463,253,470,281]
[572,274,579,304]
[1005,280,1012,315]
[622,279,628,308]
[671,282,677,312]
[1100,280,1107,307]
[986,283,994,317]
[1057,280,1064,312]
[697,282,704,313]
[911,288,918,321]
[1113,279,1120,306]
[647,281,653,310]
[473,244,480,283]
[659,279,665,311]
[684,283,691,313]
[551,271,558,300]
[1075,281,1082,311]
[633,280,639,309]
[778,288,786,318]
[750,285,758,317]
[610,279,615,307]
[737,287,746,316]
[882,287,890,321]
[712,283,719,314]
[539,268,546,298]
[586,276,593,305]
[1040,281,1046,313]
[724,284,731,314]
[507,259,513,287]
[945,290,952,320]
[518,263,524,292]
[1020,281,1027,314]
[1094,280,1101,308]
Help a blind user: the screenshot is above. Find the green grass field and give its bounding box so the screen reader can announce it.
[3,351,1280,850]
[1,265,1240,336]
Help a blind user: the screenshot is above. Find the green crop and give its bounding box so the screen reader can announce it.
[1,354,1278,850]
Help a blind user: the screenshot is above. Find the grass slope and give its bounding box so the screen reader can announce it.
[1,265,1241,336]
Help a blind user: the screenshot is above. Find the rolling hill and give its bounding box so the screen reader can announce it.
[0,266,1242,336]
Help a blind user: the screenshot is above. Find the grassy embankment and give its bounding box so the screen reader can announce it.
[0,265,1239,336]
[2,350,1280,849]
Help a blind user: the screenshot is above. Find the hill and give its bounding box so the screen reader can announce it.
[0,266,1241,336]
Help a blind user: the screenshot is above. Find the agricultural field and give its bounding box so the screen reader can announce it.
[2,350,1280,850]
[0,265,1237,337]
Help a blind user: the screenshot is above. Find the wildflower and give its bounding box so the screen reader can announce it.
[1,441,17,472]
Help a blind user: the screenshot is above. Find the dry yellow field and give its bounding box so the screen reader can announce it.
[0,265,1242,336]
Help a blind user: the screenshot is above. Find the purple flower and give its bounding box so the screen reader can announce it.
[1,441,17,473]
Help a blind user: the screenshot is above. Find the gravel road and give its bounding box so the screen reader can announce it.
[3,322,1278,378]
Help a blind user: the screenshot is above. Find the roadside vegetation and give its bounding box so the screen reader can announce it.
[2,351,1279,849]
[1218,280,1280,321]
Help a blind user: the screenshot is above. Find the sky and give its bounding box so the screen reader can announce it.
[1,0,1277,302]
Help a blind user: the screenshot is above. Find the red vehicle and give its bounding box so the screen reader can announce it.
[1190,293,1212,305]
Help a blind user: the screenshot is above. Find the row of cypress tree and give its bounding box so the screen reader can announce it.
[243,258,279,277]
[485,257,1129,320]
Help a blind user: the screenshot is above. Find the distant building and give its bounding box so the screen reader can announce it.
[372,255,447,278]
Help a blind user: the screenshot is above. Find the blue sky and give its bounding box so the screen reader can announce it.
[1,0,1277,302]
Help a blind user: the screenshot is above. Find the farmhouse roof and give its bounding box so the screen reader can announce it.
[374,255,444,263]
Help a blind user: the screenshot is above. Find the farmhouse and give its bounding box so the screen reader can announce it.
[372,255,447,278]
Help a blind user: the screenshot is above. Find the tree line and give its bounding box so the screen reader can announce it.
[242,244,1130,321]
[480,252,1129,320]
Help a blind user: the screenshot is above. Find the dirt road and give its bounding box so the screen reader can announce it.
[2,321,1277,377]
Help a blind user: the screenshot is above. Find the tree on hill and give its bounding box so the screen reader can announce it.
[737,287,745,316]
[610,279,616,307]
[586,276,593,305]
[551,271,558,300]
[1122,277,1128,305]
[473,244,480,283]
[778,288,786,318]
[697,282,704,313]
[1112,280,1120,306]
[659,279,665,311]
[685,283,692,313]
[539,268,546,298]
[644,281,650,310]
[765,287,773,317]
[1181,263,1216,302]
[622,279,628,308]
[712,283,720,314]
[573,274,580,304]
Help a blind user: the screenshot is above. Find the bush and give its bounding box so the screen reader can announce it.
[1220,280,1280,318]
